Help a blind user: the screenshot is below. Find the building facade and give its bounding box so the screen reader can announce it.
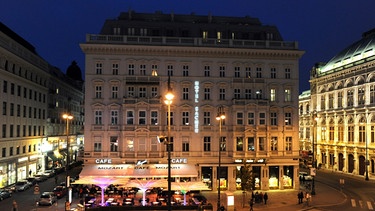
[81,11,303,191]
[300,28,375,178]
[0,22,84,187]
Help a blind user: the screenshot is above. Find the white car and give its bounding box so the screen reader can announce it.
[299,171,313,181]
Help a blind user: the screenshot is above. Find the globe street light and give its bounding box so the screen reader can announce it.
[216,106,225,211]
[62,113,73,210]
[164,77,174,211]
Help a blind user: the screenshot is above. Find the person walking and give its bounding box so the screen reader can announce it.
[12,199,18,211]
[249,199,254,211]
[298,191,304,204]
[263,192,268,204]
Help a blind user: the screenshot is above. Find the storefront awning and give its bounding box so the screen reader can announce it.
[79,163,198,179]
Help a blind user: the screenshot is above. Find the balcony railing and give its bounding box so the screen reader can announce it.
[86,34,299,50]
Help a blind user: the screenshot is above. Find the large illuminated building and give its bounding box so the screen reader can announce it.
[299,28,375,178]
[0,22,84,187]
[81,11,303,191]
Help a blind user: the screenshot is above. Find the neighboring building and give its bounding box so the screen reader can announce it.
[0,22,84,188]
[302,28,375,178]
[81,11,304,191]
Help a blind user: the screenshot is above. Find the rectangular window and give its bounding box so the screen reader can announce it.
[2,102,6,115]
[151,64,158,76]
[151,111,158,125]
[245,67,251,78]
[285,137,292,151]
[204,88,210,100]
[270,112,277,126]
[139,87,146,98]
[234,66,240,78]
[270,88,276,101]
[203,112,211,125]
[128,64,135,75]
[359,125,365,143]
[110,136,118,152]
[285,68,291,79]
[151,87,158,97]
[247,137,255,151]
[258,137,265,151]
[95,110,102,125]
[111,85,118,99]
[167,65,173,76]
[270,68,276,78]
[139,111,146,125]
[259,113,266,125]
[219,89,226,100]
[111,110,118,125]
[247,112,255,125]
[285,89,291,102]
[219,65,225,77]
[236,112,243,125]
[234,89,240,99]
[182,139,190,152]
[96,62,103,74]
[95,85,102,98]
[183,87,189,100]
[256,67,262,78]
[220,137,226,151]
[182,112,189,125]
[285,113,292,125]
[128,87,135,97]
[236,137,244,151]
[140,64,146,75]
[3,81,7,93]
[204,65,210,77]
[271,137,278,151]
[183,65,189,77]
[112,63,119,75]
[203,136,211,151]
[245,89,251,99]
[94,142,102,152]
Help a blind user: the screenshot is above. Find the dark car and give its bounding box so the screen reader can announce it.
[26,177,37,186]
[0,189,12,200]
[190,194,207,205]
[53,186,67,198]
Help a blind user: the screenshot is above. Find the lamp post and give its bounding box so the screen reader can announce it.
[216,106,225,211]
[164,77,174,211]
[63,113,73,210]
[311,114,318,195]
[365,113,369,181]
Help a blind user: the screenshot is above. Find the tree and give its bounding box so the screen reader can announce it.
[236,163,254,191]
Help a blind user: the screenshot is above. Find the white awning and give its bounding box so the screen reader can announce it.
[78,163,198,179]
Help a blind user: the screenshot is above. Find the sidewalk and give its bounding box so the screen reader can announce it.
[202,181,346,211]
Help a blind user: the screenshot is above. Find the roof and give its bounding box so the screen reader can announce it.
[319,28,375,74]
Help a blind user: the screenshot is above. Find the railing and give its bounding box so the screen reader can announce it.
[86,34,298,50]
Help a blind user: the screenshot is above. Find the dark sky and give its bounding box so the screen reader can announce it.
[1,0,375,93]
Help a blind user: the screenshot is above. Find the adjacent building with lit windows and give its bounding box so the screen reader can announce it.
[81,11,303,191]
[300,28,375,179]
[0,22,84,187]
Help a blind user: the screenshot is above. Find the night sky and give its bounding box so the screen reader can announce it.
[1,0,375,93]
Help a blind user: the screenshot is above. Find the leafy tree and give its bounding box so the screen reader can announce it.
[236,163,254,191]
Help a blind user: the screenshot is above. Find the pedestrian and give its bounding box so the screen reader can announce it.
[29,169,32,177]
[305,192,310,206]
[263,192,268,204]
[12,199,18,211]
[54,175,58,185]
[249,199,254,211]
[298,191,304,204]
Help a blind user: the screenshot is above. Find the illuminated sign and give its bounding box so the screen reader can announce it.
[194,81,199,133]
[171,158,187,164]
[95,159,112,164]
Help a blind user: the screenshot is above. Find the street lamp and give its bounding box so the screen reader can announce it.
[311,114,318,195]
[365,113,369,181]
[62,113,73,210]
[216,106,225,211]
[164,77,174,211]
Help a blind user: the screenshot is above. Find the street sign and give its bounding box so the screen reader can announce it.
[34,184,40,195]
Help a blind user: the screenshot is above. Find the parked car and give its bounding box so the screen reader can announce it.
[34,173,48,182]
[14,180,31,191]
[26,177,37,186]
[53,166,65,174]
[42,169,55,178]
[53,186,67,198]
[37,192,57,206]
[0,189,12,200]
[299,171,313,181]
